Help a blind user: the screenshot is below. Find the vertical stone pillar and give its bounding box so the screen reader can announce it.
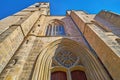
[67,69,72,80]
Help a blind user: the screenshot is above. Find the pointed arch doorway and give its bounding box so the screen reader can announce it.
[32,38,111,80]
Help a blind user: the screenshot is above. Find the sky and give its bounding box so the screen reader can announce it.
[0,0,120,19]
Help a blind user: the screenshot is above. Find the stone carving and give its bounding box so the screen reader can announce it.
[55,49,78,68]
[52,60,59,67]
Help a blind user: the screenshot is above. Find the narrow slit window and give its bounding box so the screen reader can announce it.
[46,25,50,36]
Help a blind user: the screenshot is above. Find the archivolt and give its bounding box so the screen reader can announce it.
[32,38,111,80]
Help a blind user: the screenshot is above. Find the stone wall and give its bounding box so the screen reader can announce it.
[0,26,24,73]
[95,10,120,27]
[0,2,120,80]
[94,10,120,37]
[70,11,93,33]
[16,11,41,36]
[84,24,120,80]
[0,16,23,35]
[0,4,43,74]
[70,11,120,80]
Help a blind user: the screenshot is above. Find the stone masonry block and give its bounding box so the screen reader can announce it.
[0,26,24,73]
[83,24,120,80]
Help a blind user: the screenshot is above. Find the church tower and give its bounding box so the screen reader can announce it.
[0,2,120,80]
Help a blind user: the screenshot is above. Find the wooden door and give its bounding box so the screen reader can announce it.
[51,71,67,80]
[71,70,87,80]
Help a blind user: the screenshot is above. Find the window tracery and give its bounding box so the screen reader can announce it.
[55,49,78,68]
[46,20,65,36]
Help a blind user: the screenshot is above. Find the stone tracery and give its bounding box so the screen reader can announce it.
[46,19,66,36]
[55,49,78,68]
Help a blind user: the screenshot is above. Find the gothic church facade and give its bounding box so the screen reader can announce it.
[0,2,120,80]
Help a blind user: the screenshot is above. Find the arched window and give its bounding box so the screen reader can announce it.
[46,20,65,36]
[51,71,67,80]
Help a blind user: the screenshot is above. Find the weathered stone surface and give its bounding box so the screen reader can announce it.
[29,15,46,36]
[94,12,120,37]
[0,2,120,80]
[0,16,23,34]
[0,36,36,80]
[0,26,24,73]
[95,10,120,27]
[16,11,41,36]
[83,24,120,80]
[70,11,93,33]
[14,11,32,16]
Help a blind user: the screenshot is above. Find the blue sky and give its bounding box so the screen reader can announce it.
[0,0,120,19]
